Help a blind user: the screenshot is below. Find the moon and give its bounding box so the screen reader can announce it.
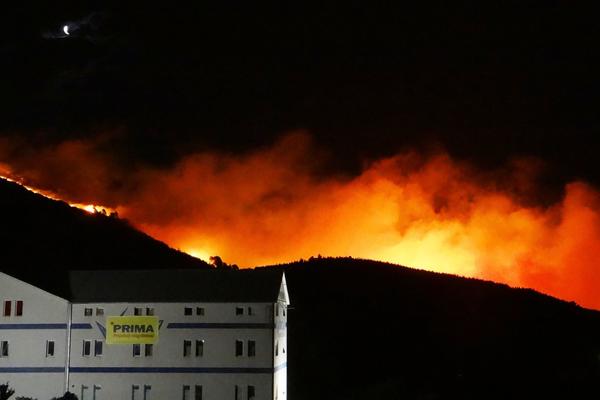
[63,25,70,36]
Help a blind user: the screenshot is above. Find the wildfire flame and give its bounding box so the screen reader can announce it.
[0,172,115,216]
[1,134,599,309]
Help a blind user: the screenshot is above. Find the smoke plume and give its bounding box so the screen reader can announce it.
[1,132,599,309]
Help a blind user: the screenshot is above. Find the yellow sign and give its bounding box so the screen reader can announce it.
[106,316,159,344]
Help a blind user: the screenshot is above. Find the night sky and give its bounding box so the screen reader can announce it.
[1,2,598,185]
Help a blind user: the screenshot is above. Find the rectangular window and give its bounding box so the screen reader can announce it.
[183,340,192,357]
[94,340,103,356]
[143,385,151,400]
[83,340,91,356]
[235,307,244,315]
[195,340,204,357]
[0,341,8,357]
[146,307,154,316]
[234,385,239,400]
[46,340,55,357]
[247,385,255,400]
[247,306,253,315]
[145,344,153,357]
[3,300,11,316]
[196,307,204,316]
[283,307,286,317]
[93,385,101,400]
[134,307,143,316]
[194,385,203,400]
[81,385,88,400]
[132,385,140,400]
[84,307,92,317]
[15,301,23,316]
[275,341,278,356]
[248,340,256,357]
[182,385,190,400]
[235,340,243,357]
[184,307,193,316]
[133,344,141,357]
[96,308,104,316]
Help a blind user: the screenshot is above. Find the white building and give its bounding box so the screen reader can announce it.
[0,269,289,400]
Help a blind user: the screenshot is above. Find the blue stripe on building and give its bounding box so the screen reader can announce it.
[274,363,287,372]
[0,367,65,373]
[71,323,93,329]
[0,323,67,329]
[167,323,274,329]
[70,366,278,374]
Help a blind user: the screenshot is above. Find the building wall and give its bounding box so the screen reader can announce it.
[69,302,276,399]
[0,272,288,400]
[273,302,287,400]
[0,272,69,399]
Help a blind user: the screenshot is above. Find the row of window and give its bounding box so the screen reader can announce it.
[82,340,104,357]
[235,340,256,357]
[77,384,254,400]
[82,305,267,318]
[0,339,277,359]
[83,307,155,317]
[0,340,56,358]
[2,300,23,317]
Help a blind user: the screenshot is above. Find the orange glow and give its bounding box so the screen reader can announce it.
[1,133,599,309]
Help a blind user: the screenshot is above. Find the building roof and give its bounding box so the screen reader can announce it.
[2,268,287,303]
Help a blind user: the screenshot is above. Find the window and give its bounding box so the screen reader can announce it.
[194,385,203,400]
[182,385,190,400]
[134,307,143,316]
[275,341,278,356]
[84,308,92,317]
[235,340,243,357]
[0,341,8,357]
[234,385,239,400]
[81,385,89,400]
[283,307,286,317]
[247,307,253,315]
[247,385,255,400]
[235,307,244,315]
[248,340,256,357]
[143,385,151,400]
[145,344,153,357]
[83,340,91,356]
[15,301,23,316]
[195,340,204,357]
[184,307,193,316]
[46,340,55,357]
[94,340,103,356]
[132,385,140,400]
[93,385,101,400]
[96,308,104,316]
[196,307,204,316]
[146,307,154,316]
[183,340,192,357]
[133,344,141,357]
[3,300,11,316]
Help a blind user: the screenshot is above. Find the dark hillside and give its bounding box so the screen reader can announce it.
[0,178,209,292]
[263,258,600,400]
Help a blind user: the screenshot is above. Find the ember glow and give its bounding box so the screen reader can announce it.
[1,134,599,309]
[0,171,115,215]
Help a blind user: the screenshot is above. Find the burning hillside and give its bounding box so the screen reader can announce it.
[1,133,599,309]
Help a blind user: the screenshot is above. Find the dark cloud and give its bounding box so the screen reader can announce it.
[0,3,599,184]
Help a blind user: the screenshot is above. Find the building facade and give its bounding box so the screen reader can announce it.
[0,269,289,400]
